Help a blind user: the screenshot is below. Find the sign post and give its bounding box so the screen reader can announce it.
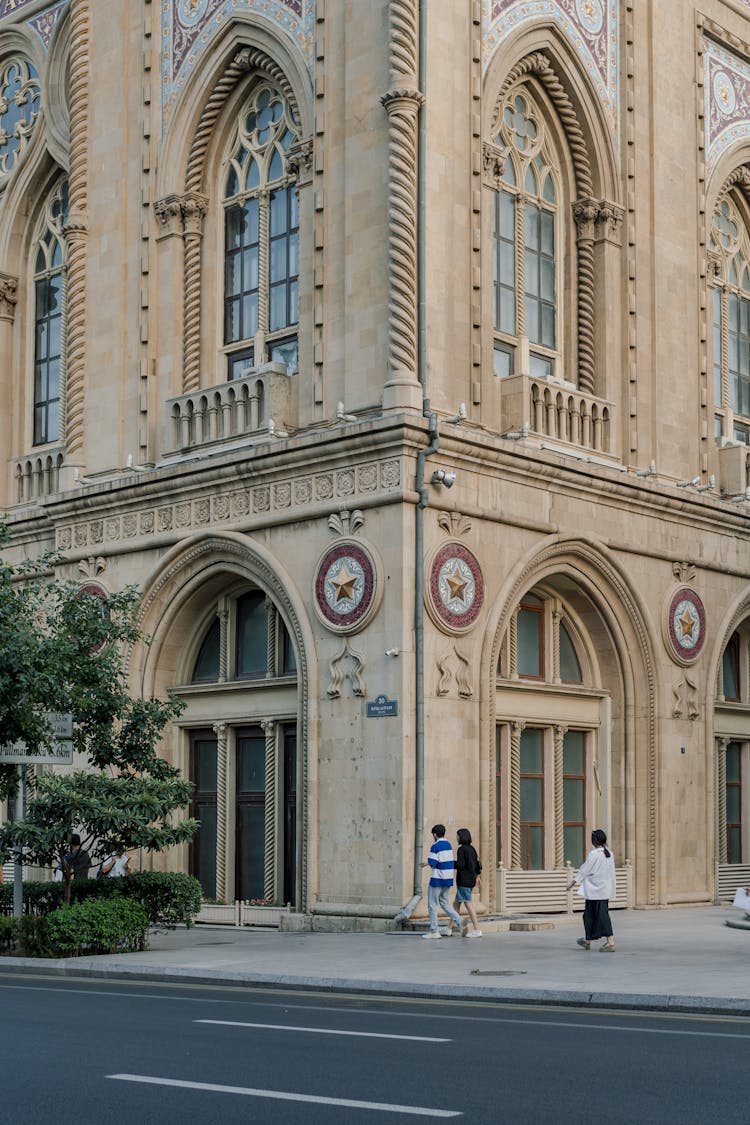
[2,713,74,919]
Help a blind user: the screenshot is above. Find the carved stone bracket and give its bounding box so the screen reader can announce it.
[328,508,364,537]
[0,272,18,321]
[285,137,314,186]
[327,640,367,698]
[436,644,473,698]
[672,673,700,721]
[77,555,106,579]
[437,511,472,538]
[672,561,697,584]
[482,141,506,189]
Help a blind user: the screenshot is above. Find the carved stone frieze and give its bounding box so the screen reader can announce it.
[54,459,401,550]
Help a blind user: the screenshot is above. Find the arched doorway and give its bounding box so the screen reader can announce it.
[715,608,750,898]
[131,534,313,911]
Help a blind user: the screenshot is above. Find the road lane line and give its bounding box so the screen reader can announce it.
[107,1074,461,1117]
[195,1018,450,1041]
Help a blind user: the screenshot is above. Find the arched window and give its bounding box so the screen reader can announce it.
[32,179,68,447]
[0,57,40,189]
[716,621,750,871]
[222,82,301,381]
[492,88,561,381]
[709,194,750,445]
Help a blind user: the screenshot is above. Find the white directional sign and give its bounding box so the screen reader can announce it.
[0,712,74,765]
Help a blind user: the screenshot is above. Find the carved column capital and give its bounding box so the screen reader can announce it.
[482,141,506,188]
[574,197,625,244]
[381,87,424,115]
[573,197,600,241]
[285,137,314,186]
[0,272,18,321]
[154,193,185,238]
[181,192,209,236]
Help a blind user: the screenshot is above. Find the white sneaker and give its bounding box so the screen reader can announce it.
[440,926,453,937]
[466,929,483,938]
[422,930,441,939]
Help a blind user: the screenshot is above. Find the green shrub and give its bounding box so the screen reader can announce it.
[18,914,53,958]
[0,915,18,953]
[40,898,149,957]
[124,871,202,928]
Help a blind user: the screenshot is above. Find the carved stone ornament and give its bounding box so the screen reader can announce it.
[672,673,700,721]
[0,272,17,320]
[426,541,485,635]
[482,141,506,188]
[435,644,474,698]
[328,509,364,537]
[313,539,382,634]
[327,639,367,698]
[285,137,314,185]
[437,511,472,539]
[663,585,707,666]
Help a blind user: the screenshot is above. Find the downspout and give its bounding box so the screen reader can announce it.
[394,0,429,924]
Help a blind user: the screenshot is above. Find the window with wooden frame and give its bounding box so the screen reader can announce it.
[520,727,545,869]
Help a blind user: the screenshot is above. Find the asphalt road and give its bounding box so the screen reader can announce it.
[0,972,747,1124]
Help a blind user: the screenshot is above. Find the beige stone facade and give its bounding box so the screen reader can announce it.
[1,0,750,921]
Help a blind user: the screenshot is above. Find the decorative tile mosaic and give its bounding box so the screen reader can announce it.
[0,0,46,20]
[704,40,750,175]
[161,0,314,129]
[27,0,68,48]
[483,0,619,143]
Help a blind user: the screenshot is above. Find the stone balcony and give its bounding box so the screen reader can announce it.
[500,374,617,458]
[164,361,293,457]
[13,446,65,504]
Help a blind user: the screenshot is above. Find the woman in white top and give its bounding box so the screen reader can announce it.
[567,828,617,952]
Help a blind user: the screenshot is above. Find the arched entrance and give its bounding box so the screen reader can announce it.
[713,598,750,898]
[130,533,314,911]
[483,538,658,909]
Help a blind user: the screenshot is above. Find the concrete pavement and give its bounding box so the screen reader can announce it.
[2,903,750,1015]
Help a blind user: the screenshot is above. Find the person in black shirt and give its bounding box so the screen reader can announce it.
[453,827,482,937]
[63,834,91,882]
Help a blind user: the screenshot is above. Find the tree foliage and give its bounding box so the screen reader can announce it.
[0,524,197,903]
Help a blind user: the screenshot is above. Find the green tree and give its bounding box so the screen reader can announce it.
[0,525,197,904]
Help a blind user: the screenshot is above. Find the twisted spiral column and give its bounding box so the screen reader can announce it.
[218,599,229,683]
[181,194,208,392]
[381,1,423,381]
[553,724,566,869]
[266,600,278,679]
[573,199,597,394]
[510,721,524,868]
[261,720,277,903]
[514,195,526,337]
[213,723,228,903]
[717,737,728,866]
[509,612,519,679]
[64,0,91,457]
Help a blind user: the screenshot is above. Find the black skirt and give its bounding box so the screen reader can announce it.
[583,898,613,940]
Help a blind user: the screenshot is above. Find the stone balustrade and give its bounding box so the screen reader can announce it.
[165,362,292,455]
[14,447,65,504]
[500,374,617,456]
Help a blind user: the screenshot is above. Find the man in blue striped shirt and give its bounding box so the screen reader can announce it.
[420,824,463,938]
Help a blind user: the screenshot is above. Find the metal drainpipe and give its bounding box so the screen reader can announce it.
[394,0,429,924]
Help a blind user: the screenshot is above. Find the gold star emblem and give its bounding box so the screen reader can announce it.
[677,606,696,640]
[446,566,468,603]
[332,563,358,603]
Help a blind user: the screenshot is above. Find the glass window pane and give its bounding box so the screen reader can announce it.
[727,786,741,824]
[564,825,585,868]
[192,618,221,683]
[270,238,287,283]
[563,729,585,773]
[194,741,217,795]
[499,246,515,286]
[529,353,552,378]
[244,198,259,242]
[541,302,555,348]
[242,292,259,338]
[542,173,556,203]
[270,337,298,375]
[563,778,584,822]
[521,777,543,821]
[238,737,265,793]
[225,297,240,344]
[270,189,288,235]
[525,205,539,249]
[723,641,739,700]
[237,803,265,900]
[520,728,543,773]
[47,276,62,314]
[726,745,741,783]
[518,608,542,676]
[730,294,739,332]
[242,247,259,292]
[270,285,287,332]
[499,191,514,238]
[236,591,268,678]
[728,826,742,864]
[560,623,582,682]
[541,211,555,257]
[500,288,516,335]
[541,257,555,302]
[527,297,539,336]
[493,344,512,378]
[288,230,299,278]
[48,314,61,359]
[524,165,536,194]
[194,804,217,899]
[226,206,242,250]
[47,398,60,443]
[225,252,241,296]
[528,826,544,870]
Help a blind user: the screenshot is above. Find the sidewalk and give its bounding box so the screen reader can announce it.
[2,904,750,1015]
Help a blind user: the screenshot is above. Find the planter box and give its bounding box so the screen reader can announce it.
[240,903,291,928]
[195,902,240,926]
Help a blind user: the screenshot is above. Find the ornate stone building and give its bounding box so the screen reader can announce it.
[1,0,749,923]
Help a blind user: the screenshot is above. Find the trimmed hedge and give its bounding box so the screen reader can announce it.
[0,871,202,930]
[30,898,150,958]
[0,915,18,953]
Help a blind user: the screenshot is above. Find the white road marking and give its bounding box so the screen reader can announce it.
[107,1074,462,1117]
[195,1017,450,1041]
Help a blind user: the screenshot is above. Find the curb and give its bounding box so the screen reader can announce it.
[2,958,749,1017]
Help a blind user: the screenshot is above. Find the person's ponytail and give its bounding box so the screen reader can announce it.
[591,828,610,858]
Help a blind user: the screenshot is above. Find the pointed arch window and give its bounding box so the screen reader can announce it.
[222,83,301,381]
[709,194,750,444]
[493,90,560,380]
[32,179,68,447]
